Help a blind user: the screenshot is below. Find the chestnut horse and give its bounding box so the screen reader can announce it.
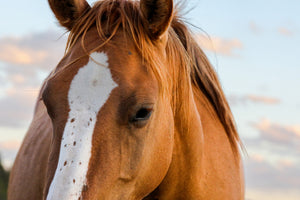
[8,0,244,199]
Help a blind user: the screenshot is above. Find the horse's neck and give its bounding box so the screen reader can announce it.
[193,87,243,197]
[150,87,243,199]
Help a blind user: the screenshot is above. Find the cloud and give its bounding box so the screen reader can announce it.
[251,119,300,147]
[228,94,280,106]
[0,87,39,127]
[10,74,26,84]
[249,22,262,34]
[0,43,47,65]
[246,188,300,200]
[245,154,300,190]
[0,30,66,168]
[278,27,294,37]
[242,119,300,191]
[0,30,66,67]
[0,30,66,128]
[0,140,21,151]
[246,95,280,104]
[248,23,294,37]
[195,34,243,56]
[0,140,22,170]
[245,119,300,159]
[243,119,300,183]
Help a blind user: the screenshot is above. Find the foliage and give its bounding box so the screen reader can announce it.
[0,157,9,200]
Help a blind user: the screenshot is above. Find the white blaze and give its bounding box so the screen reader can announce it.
[47,52,118,200]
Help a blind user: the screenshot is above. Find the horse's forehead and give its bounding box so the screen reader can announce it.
[47,51,118,200]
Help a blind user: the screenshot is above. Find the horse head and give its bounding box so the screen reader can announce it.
[43,0,176,199]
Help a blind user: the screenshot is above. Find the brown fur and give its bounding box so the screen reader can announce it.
[48,0,91,30]
[8,0,244,199]
[61,0,241,152]
[140,0,173,38]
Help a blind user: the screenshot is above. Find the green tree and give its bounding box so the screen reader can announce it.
[0,156,9,200]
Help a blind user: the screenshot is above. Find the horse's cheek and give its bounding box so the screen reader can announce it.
[135,104,174,196]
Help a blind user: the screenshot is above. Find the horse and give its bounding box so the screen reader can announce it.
[8,0,244,199]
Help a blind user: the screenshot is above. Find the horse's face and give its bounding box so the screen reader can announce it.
[43,0,174,199]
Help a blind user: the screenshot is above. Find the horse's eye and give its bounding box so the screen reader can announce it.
[129,107,153,128]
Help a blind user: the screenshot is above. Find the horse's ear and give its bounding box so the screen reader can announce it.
[48,0,91,30]
[140,0,173,39]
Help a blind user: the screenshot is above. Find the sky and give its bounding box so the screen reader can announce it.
[0,0,299,199]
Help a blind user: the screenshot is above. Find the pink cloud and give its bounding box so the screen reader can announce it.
[195,34,243,56]
[0,140,21,151]
[249,119,300,152]
[250,154,265,163]
[0,43,47,65]
[228,94,280,106]
[0,30,66,127]
[246,95,280,104]
[245,154,300,190]
[0,30,65,68]
[278,27,294,37]
[10,74,26,84]
[244,119,300,182]
[278,159,295,168]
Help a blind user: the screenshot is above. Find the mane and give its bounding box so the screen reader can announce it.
[171,19,242,152]
[64,0,241,153]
